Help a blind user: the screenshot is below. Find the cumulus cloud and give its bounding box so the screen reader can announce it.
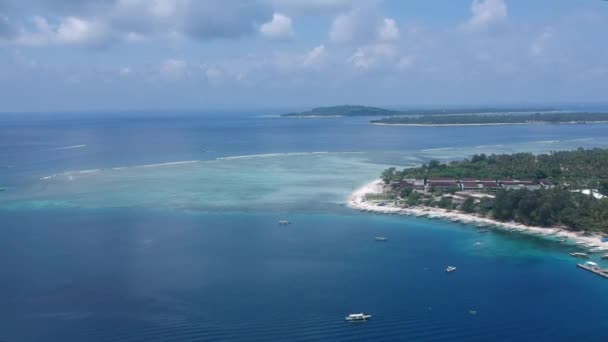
[301,44,327,68]
[329,5,381,43]
[2,0,274,46]
[378,18,399,42]
[267,0,353,14]
[182,0,271,40]
[530,27,554,57]
[0,14,16,39]
[159,58,187,81]
[260,13,294,40]
[16,16,112,46]
[347,44,398,70]
[462,0,507,31]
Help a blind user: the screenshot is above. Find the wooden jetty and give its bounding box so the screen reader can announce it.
[577,262,608,279]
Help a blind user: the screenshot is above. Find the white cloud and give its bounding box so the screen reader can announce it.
[260,13,294,40]
[301,44,327,68]
[462,0,507,32]
[119,66,132,76]
[205,66,224,83]
[15,16,111,46]
[329,5,398,45]
[530,27,554,57]
[347,44,398,70]
[159,58,187,81]
[378,18,399,42]
[329,10,358,43]
[4,0,273,46]
[396,56,415,70]
[268,0,352,13]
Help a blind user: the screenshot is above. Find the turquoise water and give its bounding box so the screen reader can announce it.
[1,112,608,341]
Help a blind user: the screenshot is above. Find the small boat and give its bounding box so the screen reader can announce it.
[601,254,608,260]
[278,220,291,225]
[477,229,490,233]
[375,237,388,242]
[446,266,457,273]
[570,252,589,258]
[450,218,460,222]
[345,313,372,322]
[589,248,608,253]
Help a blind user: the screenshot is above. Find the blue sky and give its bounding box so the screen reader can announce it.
[0,0,607,111]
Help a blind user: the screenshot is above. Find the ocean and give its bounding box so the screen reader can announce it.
[1,111,608,341]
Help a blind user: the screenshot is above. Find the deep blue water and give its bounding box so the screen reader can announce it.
[1,112,608,341]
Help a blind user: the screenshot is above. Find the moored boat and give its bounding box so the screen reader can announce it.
[345,313,372,322]
[570,252,589,258]
[446,266,457,272]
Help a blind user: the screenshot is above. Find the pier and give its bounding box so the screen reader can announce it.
[577,262,608,279]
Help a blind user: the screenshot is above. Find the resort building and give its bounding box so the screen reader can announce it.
[539,179,555,189]
[500,179,541,190]
[458,178,500,192]
[391,179,425,192]
[426,178,459,191]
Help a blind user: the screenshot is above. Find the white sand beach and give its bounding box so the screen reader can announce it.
[347,179,608,249]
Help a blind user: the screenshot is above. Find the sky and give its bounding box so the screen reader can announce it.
[0,0,607,112]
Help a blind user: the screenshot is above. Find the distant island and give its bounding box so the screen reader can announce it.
[280,105,557,117]
[348,148,608,249]
[370,113,608,126]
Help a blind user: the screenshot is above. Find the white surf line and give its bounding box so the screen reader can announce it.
[420,147,455,152]
[78,169,101,174]
[567,138,594,142]
[47,144,87,151]
[112,160,202,170]
[141,160,200,168]
[216,151,333,161]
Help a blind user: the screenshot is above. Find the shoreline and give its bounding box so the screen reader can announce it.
[347,179,608,249]
[370,121,608,127]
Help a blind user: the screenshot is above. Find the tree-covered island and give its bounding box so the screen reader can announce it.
[280,105,556,117]
[379,148,608,232]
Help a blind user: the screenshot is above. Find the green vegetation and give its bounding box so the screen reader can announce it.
[491,188,608,231]
[282,105,396,117]
[382,149,608,232]
[370,112,608,125]
[280,105,556,117]
[389,148,608,189]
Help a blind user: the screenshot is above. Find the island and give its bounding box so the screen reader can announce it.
[370,113,608,126]
[348,148,608,249]
[280,105,557,118]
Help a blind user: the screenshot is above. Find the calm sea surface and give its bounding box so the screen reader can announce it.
[1,112,608,341]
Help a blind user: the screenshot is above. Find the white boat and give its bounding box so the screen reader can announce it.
[589,247,608,253]
[375,237,388,242]
[446,266,457,273]
[278,220,291,225]
[570,252,589,258]
[345,313,372,322]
